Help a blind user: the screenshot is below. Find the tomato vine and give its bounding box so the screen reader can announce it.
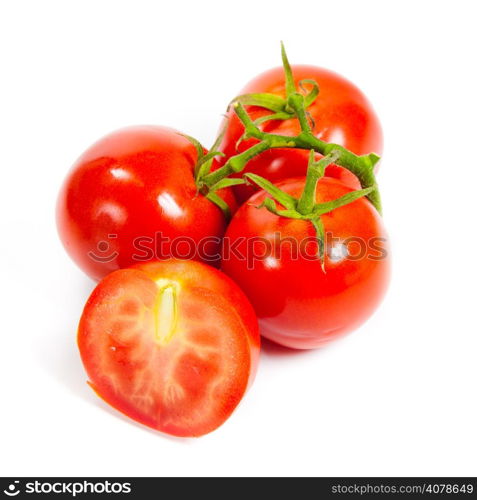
[183,43,384,263]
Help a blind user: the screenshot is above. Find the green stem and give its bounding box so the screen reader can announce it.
[287,93,312,133]
[237,102,381,212]
[201,102,297,188]
[297,152,340,215]
[201,102,382,213]
[200,43,382,214]
[201,140,272,188]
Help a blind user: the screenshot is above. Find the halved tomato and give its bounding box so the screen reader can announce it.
[78,259,260,437]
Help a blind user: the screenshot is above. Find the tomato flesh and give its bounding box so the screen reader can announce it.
[78,259,260,437]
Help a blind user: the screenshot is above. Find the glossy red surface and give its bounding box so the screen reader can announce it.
[57,126,236,280]
[221,177,390,349]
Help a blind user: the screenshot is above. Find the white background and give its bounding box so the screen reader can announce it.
[1,0,476,477]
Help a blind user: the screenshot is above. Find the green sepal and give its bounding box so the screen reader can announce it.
[180,134,205,178]
[253,111,294,126]
[281,41,296,96]
[274,209,307,219]
[254,198,307,222]
[179,133,219,182]
[313,186,376,216]
[245,173,297,210]
[195,151,225,180]
[205,191,232,221]
[255,197,279,214]
[231,93,287,113]
[230,78,319,130]
[180,133,204,158]
[300,79,320,108]
[208,177,247,192]
[311,217,326,272]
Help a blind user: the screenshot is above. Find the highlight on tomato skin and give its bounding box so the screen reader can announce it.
[77,259,260,437]
[220,177,391,350]
[56,125,237,282]
[215,65,383,204]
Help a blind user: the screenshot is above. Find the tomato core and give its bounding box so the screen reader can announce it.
[153,281,178,345]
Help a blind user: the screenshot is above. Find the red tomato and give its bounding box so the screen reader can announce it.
[216,65,383,203]
[57,126,236,281]
[221,177,390,349]
[78,259,260,437]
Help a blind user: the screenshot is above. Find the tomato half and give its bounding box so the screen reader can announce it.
[57,126,236,281]
[221,177,390,349]
[216,65,383,203]
[78,259,260,437]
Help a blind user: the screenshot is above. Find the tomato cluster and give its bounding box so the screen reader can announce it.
[57,46,390,437]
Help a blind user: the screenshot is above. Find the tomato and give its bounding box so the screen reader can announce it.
[57,126,236,281]
[216,65,383,203]
[221,177,390,349]
[78,259,260,437]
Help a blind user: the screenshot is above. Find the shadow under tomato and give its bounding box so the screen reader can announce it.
[259,336,316,357]
[259,333,349,361]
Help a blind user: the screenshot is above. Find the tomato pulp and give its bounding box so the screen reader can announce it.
[78,259,260,437]
[57,126,236,281]
[221,177,390,349]
[216,65,383,203]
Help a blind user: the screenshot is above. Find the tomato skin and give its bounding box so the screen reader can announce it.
[78,259,260,437]
[216,65,383,203]
[57,126,236,281]
[221,178,390,349]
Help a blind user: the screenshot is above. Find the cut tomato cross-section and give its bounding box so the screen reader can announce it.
[78,259,260,437]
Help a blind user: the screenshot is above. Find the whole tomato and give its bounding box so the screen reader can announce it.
[221,177,390,349]
[57,126,236,281]
[78,259,260,437]
[216,65,383,203]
